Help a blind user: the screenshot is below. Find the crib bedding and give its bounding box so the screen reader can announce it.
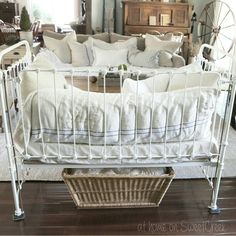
[13,51,221,164]
[14,83,219,164]
[14,86,217,143]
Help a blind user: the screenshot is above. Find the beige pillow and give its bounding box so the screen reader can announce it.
[110,32,145,51]
[159,51,185,68]
[43,30,65,40]
[76,32,110,43]
[110,32,169,44]
[110,32,132,43]
[43,31,110,44]
[43,31,77,63]
[145,34,182,53]
[172,54,186,68]
[20,57,67,102]
[67,40,90,67]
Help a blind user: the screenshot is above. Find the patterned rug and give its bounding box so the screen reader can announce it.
[0,127,236,181]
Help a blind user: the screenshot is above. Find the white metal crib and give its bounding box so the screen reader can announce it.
[0,41,235,221]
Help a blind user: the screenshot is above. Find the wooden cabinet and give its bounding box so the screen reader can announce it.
[0,3,19,23]
[123,1,192,35]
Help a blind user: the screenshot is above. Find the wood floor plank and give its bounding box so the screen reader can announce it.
[0,179,236,235]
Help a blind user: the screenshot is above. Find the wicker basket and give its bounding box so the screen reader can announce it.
[62,167,175,209]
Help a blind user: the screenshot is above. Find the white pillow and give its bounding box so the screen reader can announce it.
[122,75,171,94]
[35,48,65,67]
[85,37,137,65]
[20,57,67,102]
[145,34,182,53]
[167,72,220,91]
[176,61,203,73]
[92,46,128,66]
[43,31,76,63]
[67,40,90,67]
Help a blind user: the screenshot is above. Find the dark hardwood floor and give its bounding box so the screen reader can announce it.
[0,179,236,235]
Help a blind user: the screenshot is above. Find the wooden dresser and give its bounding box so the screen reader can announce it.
[0,2,19,23]
[123,1,192,36]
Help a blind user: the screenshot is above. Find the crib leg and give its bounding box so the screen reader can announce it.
[11,176,25,221]
[4,144,25,221]
[0,82,25,221]
[7,147,25,221]
[208,162,224,214]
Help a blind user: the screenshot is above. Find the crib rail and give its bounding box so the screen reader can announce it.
[1,43,235,167]
[2,68,233,166]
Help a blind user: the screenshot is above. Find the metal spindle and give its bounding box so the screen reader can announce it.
[53,69,61,160]
[87,70,92,159]
[36,69,46,159]
[208,73,221,156]
[148,74,156,160]
[191,72,203,159]
[103,71,107,159]
[119,70,124,161]
[163,72,173,161]
[134,71,140,160]
[70,70,77,160]
[178,72,188,159]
